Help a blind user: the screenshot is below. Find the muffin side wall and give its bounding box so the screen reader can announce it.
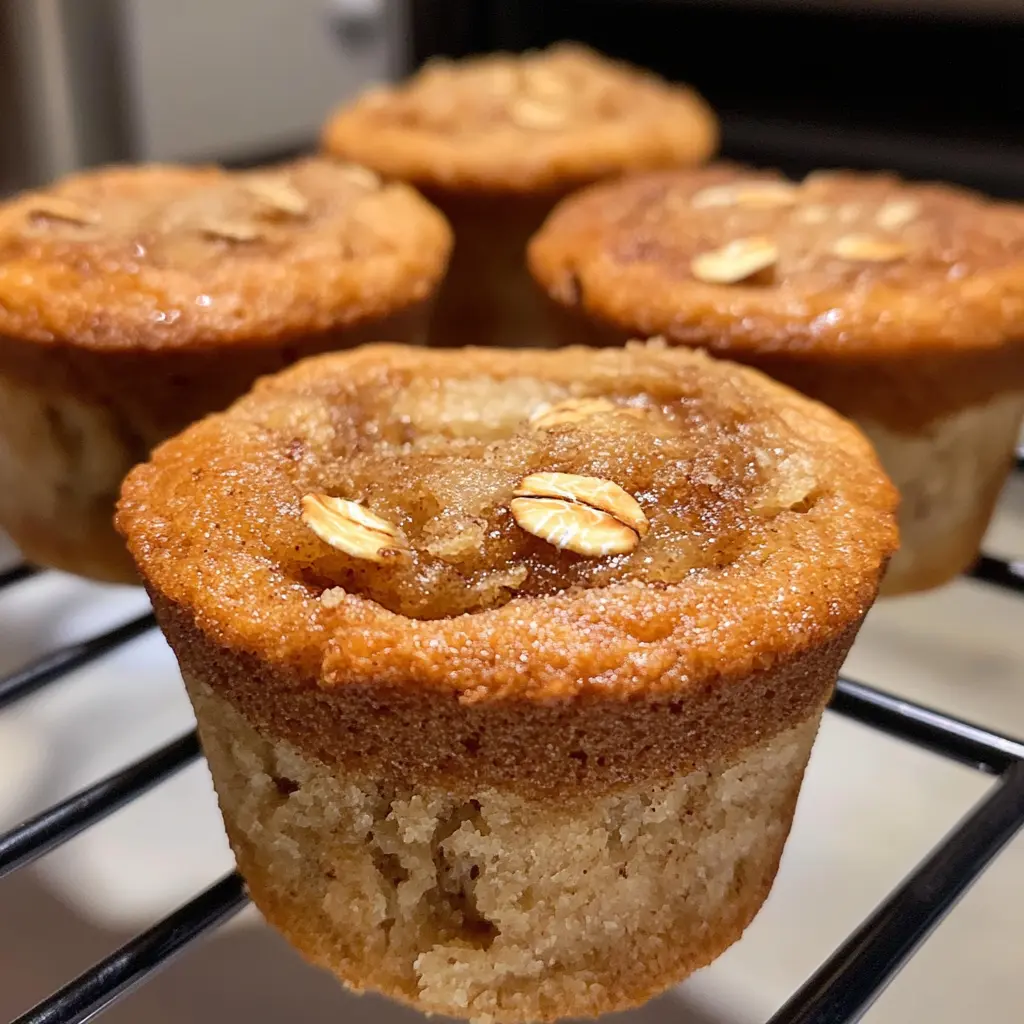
[185,674,824,1024]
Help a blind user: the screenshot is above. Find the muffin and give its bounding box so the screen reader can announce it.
[529,167,1024,595]
[117,342,896,1023]
[322,44,717,349]
[0,158,451,582]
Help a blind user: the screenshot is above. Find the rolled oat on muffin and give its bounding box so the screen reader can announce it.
[0,158,451,582]
[529,166,1024,594]
[322,44,717,349]
[117,342,896,1023]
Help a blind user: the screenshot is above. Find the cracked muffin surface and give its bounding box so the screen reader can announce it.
[116,341,895,1022]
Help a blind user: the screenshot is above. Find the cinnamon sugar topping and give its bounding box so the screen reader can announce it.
[321,44,718,192]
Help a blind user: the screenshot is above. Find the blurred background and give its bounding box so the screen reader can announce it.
[4,0,1024,195]
[0,2,1022,1023]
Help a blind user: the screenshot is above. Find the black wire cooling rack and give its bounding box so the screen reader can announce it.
[1,457,1024,1024]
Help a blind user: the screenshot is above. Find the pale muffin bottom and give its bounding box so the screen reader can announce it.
[0,312,433,584]
[857,392,1024,596]
[0,373,142,583]
[186,676,825,1024]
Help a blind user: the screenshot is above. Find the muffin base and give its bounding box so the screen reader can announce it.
[187,677,823,1024]
[0,373,143,581]
[0,308,431,583]
[858,391,1024,595]
[426,192,561,350]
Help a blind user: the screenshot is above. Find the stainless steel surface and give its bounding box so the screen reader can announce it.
[0,0,398,191]
[119,0,394,163]
[1,0,81,190]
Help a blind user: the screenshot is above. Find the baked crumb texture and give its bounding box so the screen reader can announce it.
[529,167,1024,593]
[0,159,450,581]
[859,393,1024,594]
[190,677,822,1024]
[322,43,717,348]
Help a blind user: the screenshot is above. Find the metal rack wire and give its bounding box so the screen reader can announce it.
[2,458,1024,1024]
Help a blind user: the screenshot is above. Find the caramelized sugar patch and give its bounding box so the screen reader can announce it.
[245,371,829,620]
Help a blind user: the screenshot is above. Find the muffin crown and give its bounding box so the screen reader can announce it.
[322,44,718,193]
[0,158,451,350]
[118,341,896,701]
[529,165,1024,355]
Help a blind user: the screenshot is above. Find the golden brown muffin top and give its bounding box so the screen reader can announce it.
[529,165,1024,356]
[321,45,718,194]
[118,342,896,708]
[0,158,451,351]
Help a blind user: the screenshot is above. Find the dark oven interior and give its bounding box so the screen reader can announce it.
[407,0,1024,198]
